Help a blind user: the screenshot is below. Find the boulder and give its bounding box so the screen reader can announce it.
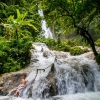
[0,73,27,96]
[43,51,52,57]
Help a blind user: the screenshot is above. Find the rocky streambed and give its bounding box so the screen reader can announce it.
[0,43,100,100]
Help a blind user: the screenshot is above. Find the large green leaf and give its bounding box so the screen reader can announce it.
[28,23,37,30]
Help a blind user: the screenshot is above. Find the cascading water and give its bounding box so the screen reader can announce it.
[0,43,100,100]
[55,57,100,95]
[38,9,53,38]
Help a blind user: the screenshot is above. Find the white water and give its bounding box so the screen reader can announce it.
[38,9,53,38]
[52,92,100,100]
[0,43,100,100]
[21,43,55,99]
[55,57,100,95]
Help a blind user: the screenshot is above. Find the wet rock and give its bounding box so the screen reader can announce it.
[51,63,55,72]
[56,59,63,65]
[52,51,68,59]
[27,87,32,98]
[96,46,100,54]
[81,64,94,91]
[31,59,39,62]
[46,72,57,96]
[33,43,49,51]
[52,97,62,100]
[0,73,27,96]
[0,81,4,86]
[0,87,3,90]
[84,52,94,60]
[43,51,52,57]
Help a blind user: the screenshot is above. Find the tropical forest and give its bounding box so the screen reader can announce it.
[0,0,100,100]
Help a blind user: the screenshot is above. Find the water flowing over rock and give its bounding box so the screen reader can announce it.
[51,92,100,100]
[0,43,100,100]
[0,73,27,96]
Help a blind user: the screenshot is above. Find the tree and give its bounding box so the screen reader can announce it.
[0,0,42,38]
[1,9,37,39]
[0,0,25,6]
[39,0,100,58]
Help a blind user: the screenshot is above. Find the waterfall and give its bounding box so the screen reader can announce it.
[0,43,100,100]
[38,9,53,38]
[20,43,55,99]
[55,57,100,95]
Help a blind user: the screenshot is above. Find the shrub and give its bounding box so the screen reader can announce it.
[83,47,89,53]
[63,45,71,52]
[74,36,89,46]
[70,46,84,55]
[59,42,71,52]
[0,37,32,74]
[95,54,100,63]
[9,48,19,58]
[3,58,21,73]
[34,36,88,55]
[95,39,100,46]
[66,39,76,46]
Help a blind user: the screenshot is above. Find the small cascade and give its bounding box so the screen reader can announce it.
[38,9,53,38]
[22,43,100,100]
[20,43,55,99]
[0,43,100,100]
[55,57,100,95]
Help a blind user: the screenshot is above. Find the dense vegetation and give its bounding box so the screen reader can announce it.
[34,36,89,55]
[38,0,100,62]
[0,0,41,74]
[0,0,100,74]
[0,37,32,73]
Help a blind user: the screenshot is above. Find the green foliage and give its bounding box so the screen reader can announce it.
[57,43,71,52]
[34,36,88,54]
[73,36,89,46]
[34,36,57,50]
[0,0,26,6]
[0,0,41,74]
[0,37,32,74]
[70,46,84,55]
[70,46,88,55]
[65,40,76,46]
[0,0,41,38]
[95,39,100,46]
[3,58,21,73]
[95,54,100,63]
[1,9,37,40]
[83,47,89,53]
[39,0,100,57]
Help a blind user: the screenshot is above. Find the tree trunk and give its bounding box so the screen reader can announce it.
[77,26,98,56]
